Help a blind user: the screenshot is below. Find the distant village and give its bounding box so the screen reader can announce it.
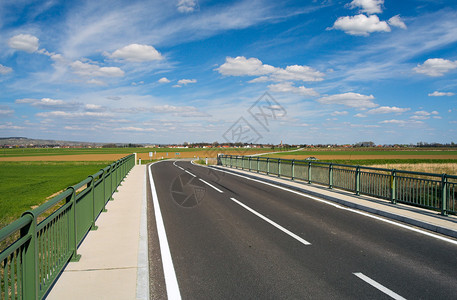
[1,137,456,149]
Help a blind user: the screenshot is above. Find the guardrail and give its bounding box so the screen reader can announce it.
[0,154,135,299]
[218,155,457,216]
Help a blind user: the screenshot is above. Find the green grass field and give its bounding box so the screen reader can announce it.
[0,161,111,229]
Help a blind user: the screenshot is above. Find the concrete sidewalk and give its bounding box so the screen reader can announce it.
[214,165,457,239]
[47,165,148,300]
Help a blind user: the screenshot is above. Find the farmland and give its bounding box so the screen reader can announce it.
[0,161,111,229]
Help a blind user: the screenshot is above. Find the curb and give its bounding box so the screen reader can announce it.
[212,166,457,239]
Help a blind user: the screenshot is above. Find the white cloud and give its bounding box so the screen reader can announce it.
[348,0,384,15]
[270,65,324,82]
[158,77,171,83]
[354,113,367,117]
[331,14,390,36]
[413,58,457,77]
[217,56,275,76]
[115,126,157,132]
[87,79,107,86]
[177,0,198,13]
[0,64,13,75]
[367,106,410,114]
[15,98,80,110]
[331,111,348,116]
[268,82,319,97]
[8,34,39,53]
[71,60,125,77]
[380,119,424,125]
[217,56,324,82]
[36,111,112,118]
[428,91,455,97]
[109,44,163,62]
[316,92,378,108]
[177,79,197,85]
[388,15,407,29]
[0,122,24,130]
[0,109,14,115]
[410,115,429,120]
[84,104,105,111]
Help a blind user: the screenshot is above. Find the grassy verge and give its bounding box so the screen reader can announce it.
[0,161,111,230]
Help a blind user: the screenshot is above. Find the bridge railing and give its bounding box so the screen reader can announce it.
[0,154,135,300]
[218,155,457,216]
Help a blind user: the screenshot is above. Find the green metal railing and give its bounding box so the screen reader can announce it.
[0,154,135,300]
[218,155,457,215]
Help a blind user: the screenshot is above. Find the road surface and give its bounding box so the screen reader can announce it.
[147,160,457,299]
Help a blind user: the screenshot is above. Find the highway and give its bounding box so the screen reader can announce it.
[147,160,457,299]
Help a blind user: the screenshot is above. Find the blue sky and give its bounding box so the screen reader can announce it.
[0,0,456,145]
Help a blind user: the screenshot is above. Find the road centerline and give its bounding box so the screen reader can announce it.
[353,272,406,300]
[199,178,224,193]
[230,197,311,246]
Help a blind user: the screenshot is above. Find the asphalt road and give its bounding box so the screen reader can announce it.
[147,160,457,299]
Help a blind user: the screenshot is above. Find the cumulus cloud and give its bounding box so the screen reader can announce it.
[15,98,80,110]
[380,119,424,125]
[367,106,410,114]
[158,77,171,83]
[217,56,275,76]
[268,82,319,97]
[428,91,455,97]
[316,92,378,108]
[173,79,197,87]
[115,126,157,132]
[348,0,384,15]
[270,65,324,82]
[331,111,348,116]
[177,0,198,13]
[330,14,390,36]
[36,111,112,118]
[71,60,125,77]
[0,122,24,130]
[388,15,407,29]
[217,56,324,82]
[0,109,14,116]
[0,64,13,75]
[414,58,457,77]
[8,34,39,53]
[108,44,163,62]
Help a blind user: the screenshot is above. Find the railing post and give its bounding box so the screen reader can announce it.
[308,162,312,184]
[355,166,360,196]
[20,213,38,300]
[267,158,270,175]
[441,174,448,216]
[249,157,252,171]
[88,175,98,231]
[101,168,108,212]
[292,159,295,180]
[67,186,81,262]
[278,159,281,178]
[230,155,232,168]
[329,163,333,189]
[257,157,260,173]
[390,169,397,204]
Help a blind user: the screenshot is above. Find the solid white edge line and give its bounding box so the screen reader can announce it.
[136,165,150,300]
[353,272,406,300]
[199,178,224,193]
[194,164,457,246]
[148,162,182,300]
[230,197,311,246]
